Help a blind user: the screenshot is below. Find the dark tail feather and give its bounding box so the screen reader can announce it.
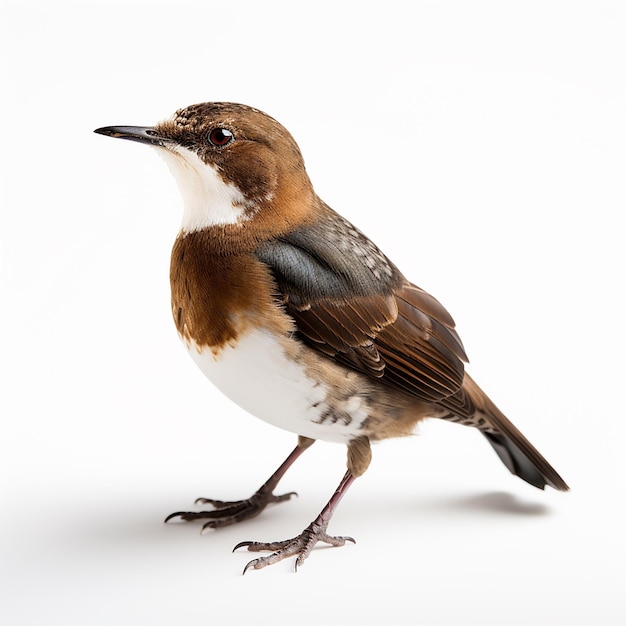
[481,430,567,490]
[462,375,569,491]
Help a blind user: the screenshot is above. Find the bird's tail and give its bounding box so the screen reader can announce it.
[440,374,569,491]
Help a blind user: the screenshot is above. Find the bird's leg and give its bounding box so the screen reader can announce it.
[234,436,370,573]
[235,469,357,573]
[164,437,314,531]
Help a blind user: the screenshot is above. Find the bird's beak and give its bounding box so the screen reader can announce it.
[94,125,169,147]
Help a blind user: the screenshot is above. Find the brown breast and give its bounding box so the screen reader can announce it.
[170,229,293,353]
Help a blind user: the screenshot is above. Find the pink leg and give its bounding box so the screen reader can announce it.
[165,440,313,531]
[236,470,357,573]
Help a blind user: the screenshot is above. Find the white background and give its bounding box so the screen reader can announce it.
[2,1,625,624]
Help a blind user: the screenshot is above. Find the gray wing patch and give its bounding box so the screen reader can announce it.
[255,208,402,307]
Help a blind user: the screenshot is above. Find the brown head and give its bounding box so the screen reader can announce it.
[95,102,316,249]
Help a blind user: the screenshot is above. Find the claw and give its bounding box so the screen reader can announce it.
[272,491,298,503]
[234,522,355,574]
[165,510,219,523]
[164,443,312,534]
[242,558,263,575]
[164,489,298,529]
[200,522,216,534]
[194,497,221,506]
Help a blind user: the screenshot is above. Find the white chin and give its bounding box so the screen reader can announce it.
[157,145,253,232]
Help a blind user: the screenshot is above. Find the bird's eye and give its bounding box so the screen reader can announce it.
[208,127,234,147]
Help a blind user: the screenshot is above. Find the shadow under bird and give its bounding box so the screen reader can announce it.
[95,102,568,573]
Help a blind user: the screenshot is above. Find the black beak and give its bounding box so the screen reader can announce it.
[94,125,168,146]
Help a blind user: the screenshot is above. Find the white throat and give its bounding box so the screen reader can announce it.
[156,145,252,233]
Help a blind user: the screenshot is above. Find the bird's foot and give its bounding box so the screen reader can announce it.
[164,488,297,531]
[234,520,355,573]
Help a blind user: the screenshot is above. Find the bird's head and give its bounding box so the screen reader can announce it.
[95,102,315,242]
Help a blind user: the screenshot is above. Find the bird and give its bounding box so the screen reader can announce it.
[94,102,568,573]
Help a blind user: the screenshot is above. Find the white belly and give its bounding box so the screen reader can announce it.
[185,329,369,443]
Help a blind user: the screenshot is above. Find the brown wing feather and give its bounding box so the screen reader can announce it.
[288,282,467,402]
[288,293,397,378]
[257,205,467,403]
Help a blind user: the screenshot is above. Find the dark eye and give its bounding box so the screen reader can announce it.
[208,127,234,147]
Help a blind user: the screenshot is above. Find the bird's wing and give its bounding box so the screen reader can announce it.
[255,206,467,403]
